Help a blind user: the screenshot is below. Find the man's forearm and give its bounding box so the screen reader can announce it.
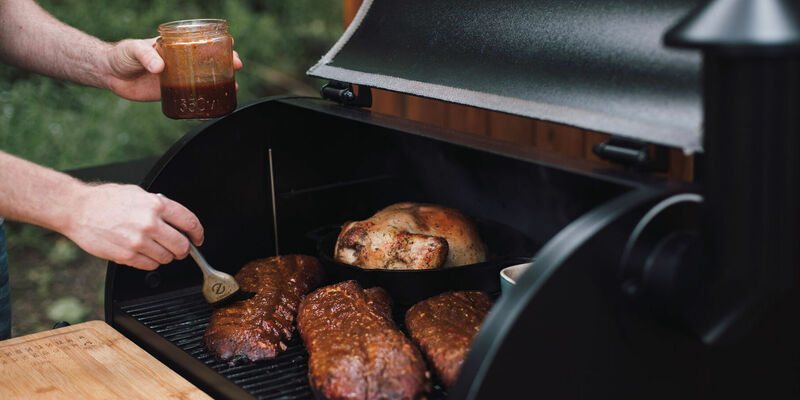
[0,150,84,234]
[0,0,113,89]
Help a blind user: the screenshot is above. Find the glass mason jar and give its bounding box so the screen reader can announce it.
[157,19,236,119]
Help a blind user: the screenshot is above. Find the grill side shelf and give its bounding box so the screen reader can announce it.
[113,289,447,400]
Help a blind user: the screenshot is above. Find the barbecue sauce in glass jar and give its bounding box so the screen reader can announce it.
[157,19,236,119]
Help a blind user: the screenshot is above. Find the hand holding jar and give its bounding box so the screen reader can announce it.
[157,19,240,119]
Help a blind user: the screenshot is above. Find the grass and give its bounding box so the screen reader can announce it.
[0,0,342,336]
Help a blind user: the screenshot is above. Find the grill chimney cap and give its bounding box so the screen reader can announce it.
[665,0,800,54]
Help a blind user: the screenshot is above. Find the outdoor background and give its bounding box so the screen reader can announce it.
[0,0,342,336]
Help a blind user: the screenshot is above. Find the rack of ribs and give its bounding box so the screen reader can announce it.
[203,255,324,363]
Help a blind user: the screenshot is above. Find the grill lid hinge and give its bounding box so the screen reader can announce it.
[593,136,668,172]
[320,81,372,107]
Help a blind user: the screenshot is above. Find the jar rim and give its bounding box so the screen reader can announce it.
[158,19,228,34]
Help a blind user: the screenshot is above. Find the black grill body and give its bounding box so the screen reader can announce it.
[106,97,662,399]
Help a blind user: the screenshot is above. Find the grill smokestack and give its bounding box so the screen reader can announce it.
[666,0,800,343]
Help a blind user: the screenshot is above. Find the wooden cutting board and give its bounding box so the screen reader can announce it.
[0,320,211,399]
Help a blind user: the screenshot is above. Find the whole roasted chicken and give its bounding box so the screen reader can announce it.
[334,202,487,270]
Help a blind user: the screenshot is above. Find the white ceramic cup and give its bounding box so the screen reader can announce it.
[500,262,533,294]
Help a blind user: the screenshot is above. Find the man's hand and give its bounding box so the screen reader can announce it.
[63,183,205,270]
[2,0,246,100]
[99,38,243,102]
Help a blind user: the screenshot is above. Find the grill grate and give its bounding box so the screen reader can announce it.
[119,289,447,399]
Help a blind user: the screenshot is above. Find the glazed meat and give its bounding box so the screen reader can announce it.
[298,280,429,400]
[335,202,487,270]
[203,255,324,363]
[405,291,493,389]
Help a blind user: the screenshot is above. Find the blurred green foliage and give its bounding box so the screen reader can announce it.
[0,0,341,170]
[0,0,342,336]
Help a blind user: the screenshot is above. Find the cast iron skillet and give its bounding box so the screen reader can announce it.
[310,219,537,305]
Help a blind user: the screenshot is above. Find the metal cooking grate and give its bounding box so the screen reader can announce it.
[119,289,447,400]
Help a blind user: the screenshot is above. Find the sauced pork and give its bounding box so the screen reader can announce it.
[298,280,429,400]
[405,290,493,389]
[203,255,324,363]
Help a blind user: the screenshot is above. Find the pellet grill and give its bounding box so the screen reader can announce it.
[104,0,800,398]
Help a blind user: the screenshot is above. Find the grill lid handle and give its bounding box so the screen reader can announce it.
[320,80,372,107]
[593,136,668,172]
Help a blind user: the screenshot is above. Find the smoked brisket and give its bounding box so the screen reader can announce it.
[405,291,493,389]
[298,280,429,400]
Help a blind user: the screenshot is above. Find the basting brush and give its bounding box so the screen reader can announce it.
[188,243,256,308]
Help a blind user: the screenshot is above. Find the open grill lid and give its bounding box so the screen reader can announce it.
[308,0,703,152]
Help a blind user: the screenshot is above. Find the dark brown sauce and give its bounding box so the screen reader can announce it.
[161,80,236,119]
